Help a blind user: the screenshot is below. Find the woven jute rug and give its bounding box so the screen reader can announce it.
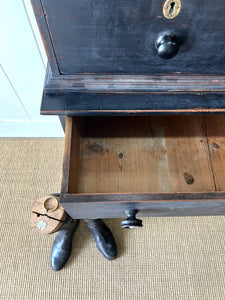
[0,139,225,300]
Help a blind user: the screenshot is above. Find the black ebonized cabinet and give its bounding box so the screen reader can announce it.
[31,0,225,220]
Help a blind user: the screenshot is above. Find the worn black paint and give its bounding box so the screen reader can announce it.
[41,0,225,75]
[60,192,225,219]
[31,1,225,113]
[41,92,225,115]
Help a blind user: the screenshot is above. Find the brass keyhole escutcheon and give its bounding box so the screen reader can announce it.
[163,0,181,19]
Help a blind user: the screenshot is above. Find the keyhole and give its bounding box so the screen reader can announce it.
[163,0,181,19]
[169,2,175,14]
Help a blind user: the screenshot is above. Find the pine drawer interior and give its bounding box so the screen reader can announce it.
[60,115,225,218]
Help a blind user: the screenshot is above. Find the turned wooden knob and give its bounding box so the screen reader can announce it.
[156,32,179,59]
[121,210,143,229]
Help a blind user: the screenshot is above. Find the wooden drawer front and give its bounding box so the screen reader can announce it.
[42,0,225,75]
[60,115,225,219]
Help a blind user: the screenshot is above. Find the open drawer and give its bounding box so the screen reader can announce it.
[60,115,225,219]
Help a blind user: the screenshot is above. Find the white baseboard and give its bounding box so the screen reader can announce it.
[0,121,64,137]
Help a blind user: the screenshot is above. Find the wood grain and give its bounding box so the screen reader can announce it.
[68,117,82,193]
[45,75,225,93]
[61,117,73,193]
[67,116,215,193]
[61,117,82,193]
[78,116,171,193]
[205,115,225,191]
[164,116,215,192]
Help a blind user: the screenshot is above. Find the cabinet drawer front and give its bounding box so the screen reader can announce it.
[42,0,225,75]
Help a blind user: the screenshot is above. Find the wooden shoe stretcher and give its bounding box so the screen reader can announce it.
[31,196,66,235]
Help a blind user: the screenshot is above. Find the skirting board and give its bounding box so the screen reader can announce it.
[0,121,64,137]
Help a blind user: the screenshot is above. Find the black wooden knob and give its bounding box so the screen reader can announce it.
[155,32,179,59]
[121,210,143,229]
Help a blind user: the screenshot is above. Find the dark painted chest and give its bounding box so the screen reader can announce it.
[31,1,225,222]
[32,0,225,114]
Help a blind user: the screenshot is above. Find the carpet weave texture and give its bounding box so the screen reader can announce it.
[0,139,225,300]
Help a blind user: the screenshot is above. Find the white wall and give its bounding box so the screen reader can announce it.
[0,0,64,137]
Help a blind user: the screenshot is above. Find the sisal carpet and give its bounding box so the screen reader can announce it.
[0,139,225,300]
